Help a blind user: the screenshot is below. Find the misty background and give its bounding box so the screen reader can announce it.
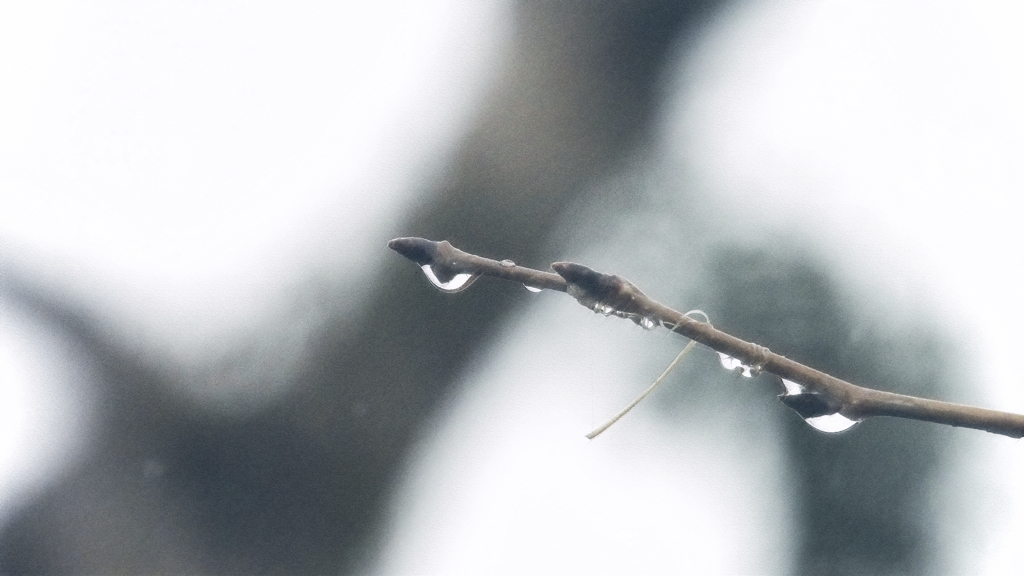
[2,0,1023,573]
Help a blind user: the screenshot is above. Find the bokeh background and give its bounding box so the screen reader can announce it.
[2,1,1023,573]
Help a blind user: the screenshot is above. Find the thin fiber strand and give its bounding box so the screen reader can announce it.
[586,340,698,439]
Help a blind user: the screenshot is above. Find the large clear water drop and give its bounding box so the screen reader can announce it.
[420,265,478,293]
[804,413,859,433]
[594,303,615,316]
[718,352,755,377]
[780,379,859,433]
[780,378,804,395]
[639,317,657,330]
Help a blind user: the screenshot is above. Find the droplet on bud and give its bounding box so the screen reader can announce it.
[778,379,859,433]
[718,352,755,377]
[420,265,479,293]
[804,413,859,433]
[780,378,804,395]
[639,317,657,330]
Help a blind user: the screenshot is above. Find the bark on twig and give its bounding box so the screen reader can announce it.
[388,237,1024,439]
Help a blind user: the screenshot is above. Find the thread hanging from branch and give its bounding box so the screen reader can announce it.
[586,310,711,439]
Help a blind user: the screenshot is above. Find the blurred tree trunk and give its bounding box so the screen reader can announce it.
[0,2,721,573]
[1,2,951,574]
[705,245,947,575]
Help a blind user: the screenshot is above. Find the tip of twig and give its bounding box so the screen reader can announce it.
[388,237,439,266]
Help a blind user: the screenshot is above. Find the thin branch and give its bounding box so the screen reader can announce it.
[388,237,1024,439]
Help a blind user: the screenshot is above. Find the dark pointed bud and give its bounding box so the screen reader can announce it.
[551,262,647,315]
[388,237,440,266]
[779,392,842,419]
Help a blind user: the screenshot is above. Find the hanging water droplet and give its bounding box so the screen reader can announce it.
[778,379,858,433]
[420,265,479,293]
[500,259,515,268]
[523,284,543,293]
[718,352,742,371]
[718,352,754,377]
[594,303,615,315]
[804,413,859,433]
[639,317,657,330]
[780,378,804,395]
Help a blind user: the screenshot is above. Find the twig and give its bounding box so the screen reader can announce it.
[388,237,1024,439]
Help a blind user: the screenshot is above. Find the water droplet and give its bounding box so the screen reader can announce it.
[594,303,615,316]
[420,265,478,293]
[523,284,543,293]
[718,352,754,377]
[639,317,657,330]
[779,379,858,433]
[780,378,804,395]
[500,259,515,268]
[805,413,859,433]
